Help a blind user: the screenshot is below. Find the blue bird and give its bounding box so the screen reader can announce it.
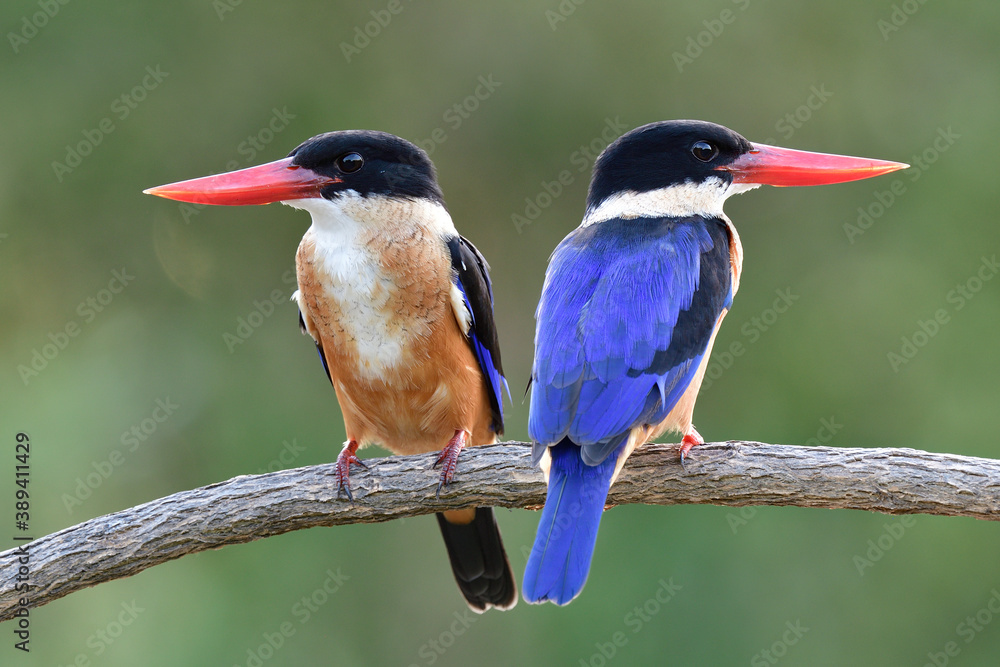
[523,119,907,605]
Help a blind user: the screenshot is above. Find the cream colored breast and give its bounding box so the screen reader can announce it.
[288,193,458,381]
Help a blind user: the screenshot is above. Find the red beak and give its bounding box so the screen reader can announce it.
[721,143,908,187]
[143,157,340,206]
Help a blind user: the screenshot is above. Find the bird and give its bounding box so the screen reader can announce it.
[522,119,907,605]
[144,130,517,612]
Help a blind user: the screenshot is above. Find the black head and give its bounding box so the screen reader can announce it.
[289,130,445,205]
[144,123,906,211]
[587,120,753,209]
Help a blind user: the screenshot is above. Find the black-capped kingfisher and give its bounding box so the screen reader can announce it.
[145,130,516,612]
[523,119,907,605]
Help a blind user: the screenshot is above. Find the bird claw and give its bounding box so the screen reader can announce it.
[679,427,704,469]
[335,440,365,501]
[434,430,469,497]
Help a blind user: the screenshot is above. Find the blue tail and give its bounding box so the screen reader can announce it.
[523,440,620,605]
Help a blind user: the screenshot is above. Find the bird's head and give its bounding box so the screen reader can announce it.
[584,119,907,224]
[144,130,444,214]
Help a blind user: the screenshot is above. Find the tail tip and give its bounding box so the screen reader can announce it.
[521,575,584,606]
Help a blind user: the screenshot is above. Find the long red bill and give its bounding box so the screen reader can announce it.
[722,143,908,187]
[143,157,340,205]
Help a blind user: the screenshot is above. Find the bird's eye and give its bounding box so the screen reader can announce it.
[691,141,719,162]
[336,152,364,173]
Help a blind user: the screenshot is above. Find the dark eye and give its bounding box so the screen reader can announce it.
[336,152,364,173]
[691,141,718,162]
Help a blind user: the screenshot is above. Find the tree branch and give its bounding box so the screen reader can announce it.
[3,440,999,621]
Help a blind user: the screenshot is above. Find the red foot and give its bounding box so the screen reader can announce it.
[679,426,704,465]
[335,440,368,501]
[433,430,469,495]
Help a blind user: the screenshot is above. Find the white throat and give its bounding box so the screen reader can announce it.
[283,191,458,380]
[282,190,456,236]
[581,177,759,227]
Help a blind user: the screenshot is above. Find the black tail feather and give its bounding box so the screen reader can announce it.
[436,508,517,612]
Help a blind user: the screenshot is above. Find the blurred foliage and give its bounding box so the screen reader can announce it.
[2,0,1000,665]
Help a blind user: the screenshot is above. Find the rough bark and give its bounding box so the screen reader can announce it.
[2,440,999,621]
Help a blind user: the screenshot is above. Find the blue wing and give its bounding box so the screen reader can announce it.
[448,236,508,433]
[523,215,734,604]
[529,216,732,464]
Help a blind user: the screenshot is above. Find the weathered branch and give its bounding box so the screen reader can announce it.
[3,440,999,621]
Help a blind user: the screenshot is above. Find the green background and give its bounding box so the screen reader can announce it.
[3,1,1000,665]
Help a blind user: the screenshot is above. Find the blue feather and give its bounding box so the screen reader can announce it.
[522,439,622,605]
[529,218,720,447]
[525,215,733,603]
[454,278,508,424]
